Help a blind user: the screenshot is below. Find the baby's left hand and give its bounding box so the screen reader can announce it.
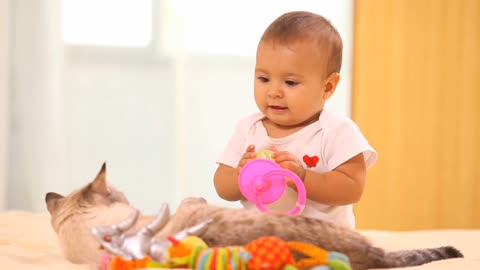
[270,148,306,181]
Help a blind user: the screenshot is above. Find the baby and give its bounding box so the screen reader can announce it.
[214,11,377,229]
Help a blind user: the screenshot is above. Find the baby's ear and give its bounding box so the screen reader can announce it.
[323,72,341,100]
[91,162,110,195]
[45,192,64,214]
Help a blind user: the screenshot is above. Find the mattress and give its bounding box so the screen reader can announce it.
[1,211,479,269]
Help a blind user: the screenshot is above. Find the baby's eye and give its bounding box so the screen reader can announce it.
[285,80,299,86]
[257,76,269,83]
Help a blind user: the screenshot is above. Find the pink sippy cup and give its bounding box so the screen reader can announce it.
[238,150,306,215]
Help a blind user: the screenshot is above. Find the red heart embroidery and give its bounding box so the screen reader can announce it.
[303,155,319,168]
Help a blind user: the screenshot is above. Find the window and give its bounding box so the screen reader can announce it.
[171,0,353,56]
[62,0,152,48]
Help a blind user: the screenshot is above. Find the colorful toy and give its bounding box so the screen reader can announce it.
[103,235,351,270]
[243,236,351,270]
[164,236,292,270]
[244,236,295,270]
[238,150,307,215]
[110,255,152,270]
[173,245,248,270]
[94,207,352,270]
[92,204,211,262]
[144,235,249,270]
[166,236,208,268]
[287,241,351,270]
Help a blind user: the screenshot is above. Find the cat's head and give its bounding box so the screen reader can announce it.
[45,163,130,226]
[45,163,133,264]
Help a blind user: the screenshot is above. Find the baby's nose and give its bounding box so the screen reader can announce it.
[267,83,283,97]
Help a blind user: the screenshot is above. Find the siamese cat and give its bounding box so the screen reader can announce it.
[46,164,463,270]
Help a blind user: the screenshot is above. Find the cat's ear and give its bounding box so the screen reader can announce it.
[91,162,110,195]
[45,192,64,214]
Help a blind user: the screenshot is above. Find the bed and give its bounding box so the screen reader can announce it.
[1,210,479,270]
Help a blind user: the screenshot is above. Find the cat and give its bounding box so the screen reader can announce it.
[46,163,463,270]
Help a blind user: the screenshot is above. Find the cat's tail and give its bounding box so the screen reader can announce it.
[382,246,463,268]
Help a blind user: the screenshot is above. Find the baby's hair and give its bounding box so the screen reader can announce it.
[260,11,343,75]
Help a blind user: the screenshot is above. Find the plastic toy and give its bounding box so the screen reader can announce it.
[287,241,351,270]
[165,239,248,270]
[165,235,208,268]
[94,207,352,270]
[110,255,152,270]
[244,236,295,270]
[92,204,211,262]
[238,150,307,215]
[158,236,350,270]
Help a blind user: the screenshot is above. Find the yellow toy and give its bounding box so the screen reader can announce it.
[166,236,208,268]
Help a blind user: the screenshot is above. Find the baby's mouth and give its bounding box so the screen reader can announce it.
[269,105,288,110]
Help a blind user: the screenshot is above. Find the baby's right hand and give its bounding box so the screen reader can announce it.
[236,145,256,175]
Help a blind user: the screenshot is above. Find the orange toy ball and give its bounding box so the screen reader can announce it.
[245,236,295,270]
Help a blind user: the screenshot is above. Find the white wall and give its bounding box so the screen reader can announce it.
[0,0,10,211]
[63,60,178,213]
[7,1,353,213]
[9,0,69,211]
[173,56,257,208]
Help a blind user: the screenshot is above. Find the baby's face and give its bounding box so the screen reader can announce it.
[254,40,332,129]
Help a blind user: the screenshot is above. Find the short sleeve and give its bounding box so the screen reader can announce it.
[323,118,377,171]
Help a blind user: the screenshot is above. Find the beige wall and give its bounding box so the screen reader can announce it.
[0,0,10,210]
[352,0,480,230]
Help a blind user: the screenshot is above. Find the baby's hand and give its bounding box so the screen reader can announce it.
[236,145,256,175]
[271,149,306,181]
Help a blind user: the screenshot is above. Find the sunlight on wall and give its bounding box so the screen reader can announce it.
[61,0,152,47]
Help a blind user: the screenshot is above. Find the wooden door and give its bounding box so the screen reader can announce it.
[352,0,480,230]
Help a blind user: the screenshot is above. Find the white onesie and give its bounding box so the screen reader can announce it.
[217,109,377,229]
